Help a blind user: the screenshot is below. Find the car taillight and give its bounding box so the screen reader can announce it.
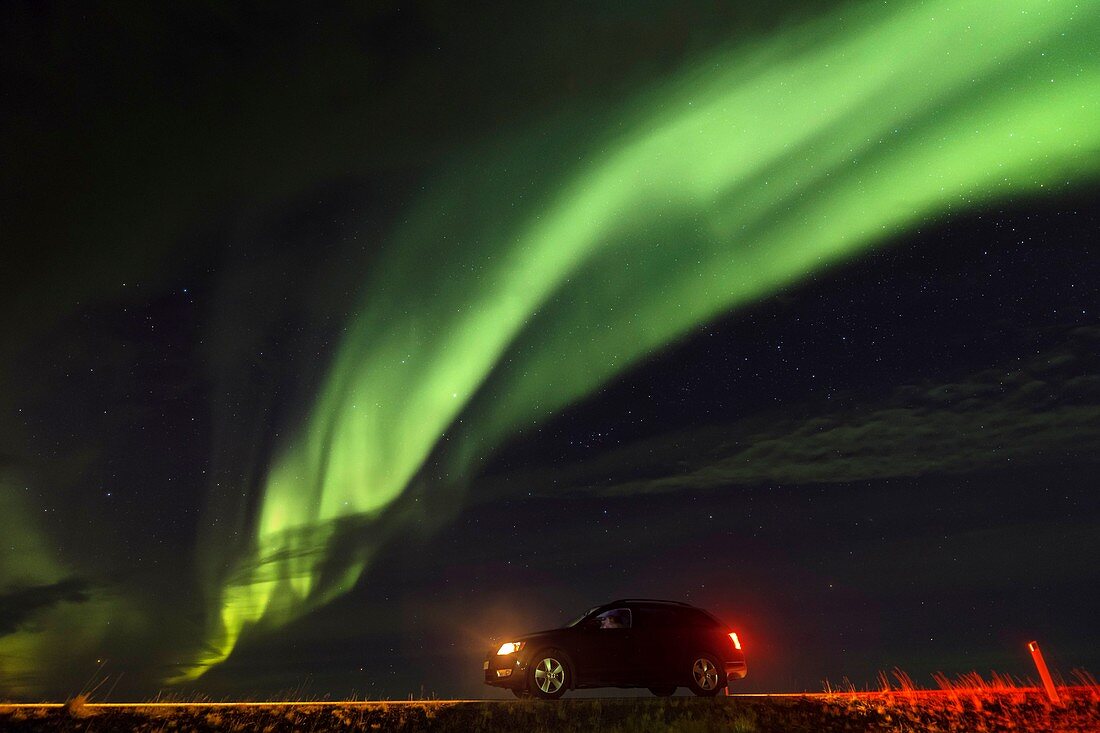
[729,632,741,650]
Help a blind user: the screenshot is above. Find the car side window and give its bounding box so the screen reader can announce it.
[680,608,719,628]
[635,606,679,629]
[595,608,631,629]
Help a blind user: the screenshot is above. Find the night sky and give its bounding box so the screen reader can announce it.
[2,0,1099,701]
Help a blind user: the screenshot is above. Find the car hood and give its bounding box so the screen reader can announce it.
[516,628,563,642]
[489,628,563,653]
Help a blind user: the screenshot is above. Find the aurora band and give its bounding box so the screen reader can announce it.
[183,0,1100,679]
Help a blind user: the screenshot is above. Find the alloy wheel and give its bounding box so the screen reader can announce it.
[692,657,719,691]
[533,657,565,694]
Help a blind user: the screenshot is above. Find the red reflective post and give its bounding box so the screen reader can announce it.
[1027,641,1061,704]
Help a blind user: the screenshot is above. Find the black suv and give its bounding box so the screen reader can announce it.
[484,599,746,699]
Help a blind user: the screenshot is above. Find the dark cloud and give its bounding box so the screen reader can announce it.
[523,326,1100,497]
[0,578,91,637]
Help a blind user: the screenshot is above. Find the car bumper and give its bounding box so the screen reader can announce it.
[725,658,748,680]
[484,652,528,689]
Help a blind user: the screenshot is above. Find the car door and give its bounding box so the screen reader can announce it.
[570,608,636,685]
[631,606,682,686]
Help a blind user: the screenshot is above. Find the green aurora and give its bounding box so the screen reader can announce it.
[183,0,1099,679]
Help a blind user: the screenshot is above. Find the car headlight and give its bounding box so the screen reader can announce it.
[496,641,525,655]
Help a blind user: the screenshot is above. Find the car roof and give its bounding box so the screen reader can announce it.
[593,599,726,627]
[605,599,696,609]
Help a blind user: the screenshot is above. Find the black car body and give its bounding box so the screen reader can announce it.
[484,599,747,698]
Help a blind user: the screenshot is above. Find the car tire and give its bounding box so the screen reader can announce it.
[526,649,571,700]
[687,652,725,697]
[648,686,676,697]
[510,688,531,699]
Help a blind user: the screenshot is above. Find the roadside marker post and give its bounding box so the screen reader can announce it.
[1027,641,1061,704]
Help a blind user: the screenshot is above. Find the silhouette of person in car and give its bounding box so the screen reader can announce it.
[598,609,629,629]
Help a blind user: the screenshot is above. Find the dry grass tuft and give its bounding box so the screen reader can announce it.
[61,694,92,719]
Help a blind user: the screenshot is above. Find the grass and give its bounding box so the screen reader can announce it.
[1,672,1097,731]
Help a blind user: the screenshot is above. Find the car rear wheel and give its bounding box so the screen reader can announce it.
[648,686,676,697]
[527,650,570,700]
[687,653,724,697]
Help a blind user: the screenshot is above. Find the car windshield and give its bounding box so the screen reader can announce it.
[564,606,600,627]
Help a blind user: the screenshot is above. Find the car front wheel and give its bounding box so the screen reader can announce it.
[687,653,724,697]
[649,686,676,697]
[527,650,570,700]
